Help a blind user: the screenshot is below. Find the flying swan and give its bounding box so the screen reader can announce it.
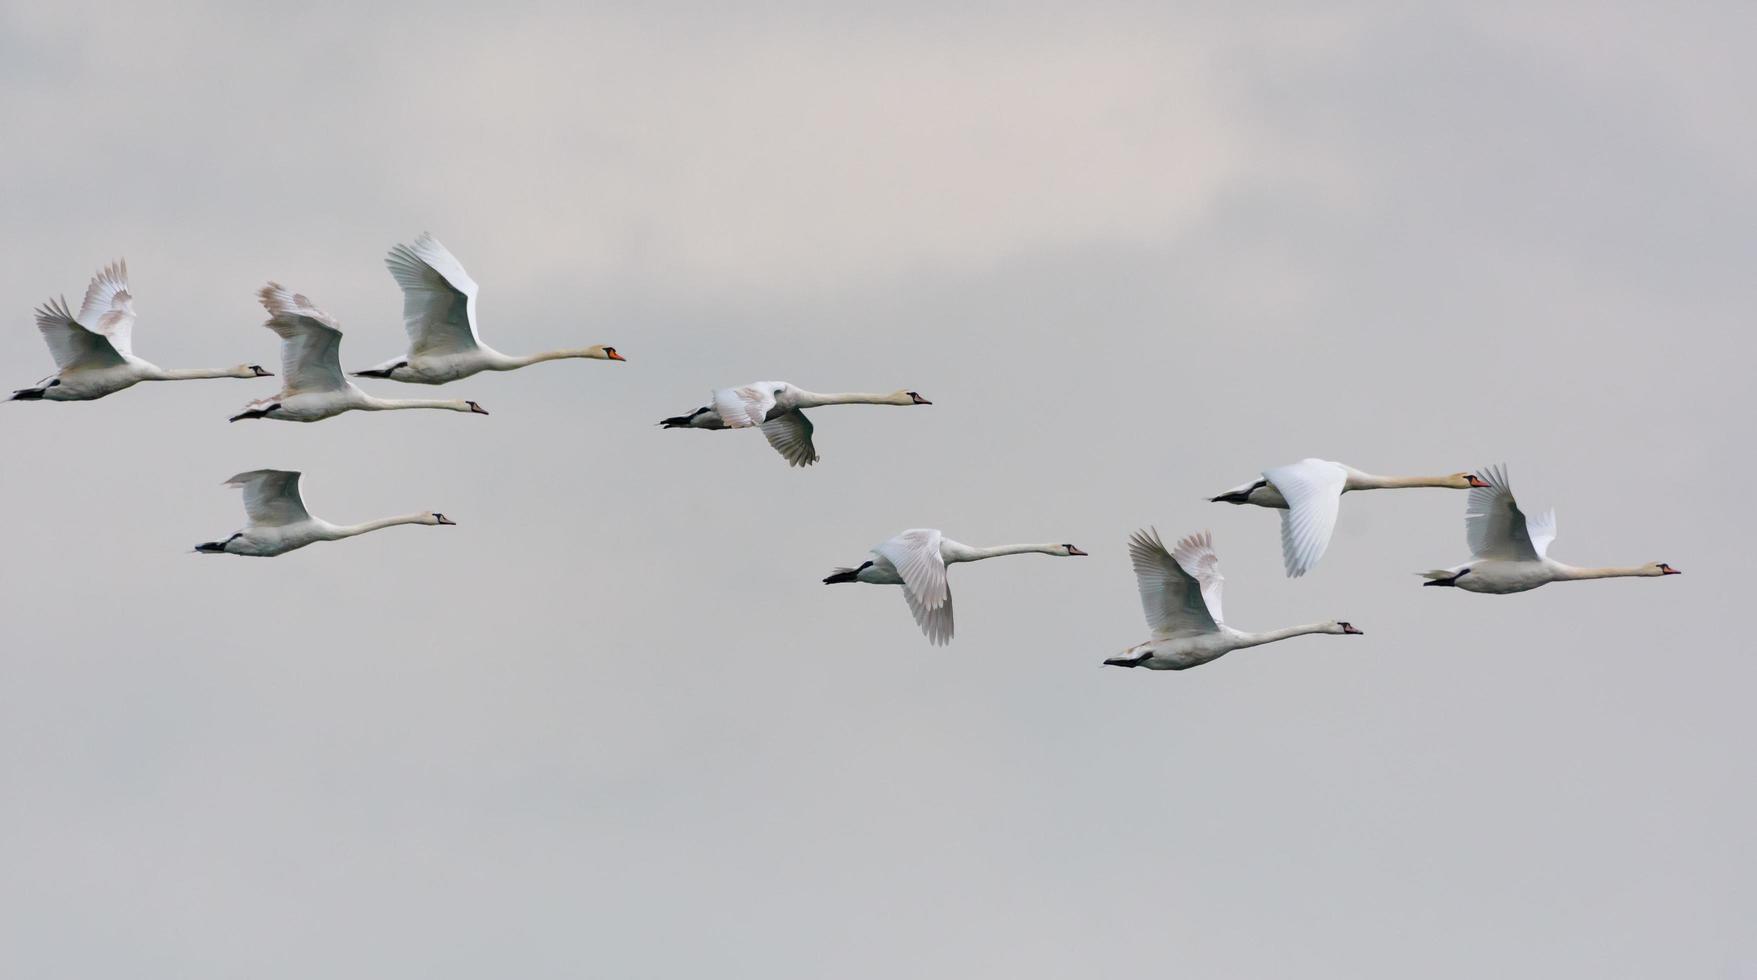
[1211,459,1488,577]
[352,233,624,383]
[230,283,490,422]
[661,382,932,467]
[195,470,456,557]
[1104,529,1364,671]
[9,260,271,401]
[1418,464,1680,594]
[823,529,1086,645]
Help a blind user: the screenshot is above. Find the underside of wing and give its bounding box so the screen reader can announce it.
[713,383,778,429]
[900,578,954,645]
[1170,530,1226,627]
[760,411,818,466]
[1265,459,1348,577]
[874,529,949,617]
[34,296,126,372]
[1128,527,1218,637]
[385,233,481,357]
[226,469,312,527]
[1464,463,1541,561]
[258,283,346,393]
[76,259,136,357]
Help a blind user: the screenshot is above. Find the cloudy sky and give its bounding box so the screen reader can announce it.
[1,2,1749,976]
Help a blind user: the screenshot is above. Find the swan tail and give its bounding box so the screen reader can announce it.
[659,406,719,429]
[194,541,229,554]
[228,407,269,422]
[1419,568,1469,587]
[351,358,406,379]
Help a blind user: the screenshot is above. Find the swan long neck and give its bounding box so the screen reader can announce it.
[1233,622,1332,649]
[1347,472,1466,490]
[948,543,1066,563]
[790,390,913,408]
[323,514,429,539]
[495,349,599,369]
[145,366,241,381]
[1553,564,1657,581]
[362,395,473,412]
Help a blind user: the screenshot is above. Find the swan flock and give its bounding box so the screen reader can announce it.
[10,240,1681,669]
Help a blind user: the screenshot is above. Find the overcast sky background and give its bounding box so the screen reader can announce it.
[0,2,1749,976]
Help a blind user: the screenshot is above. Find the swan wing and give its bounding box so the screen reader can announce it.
[874,529,950,622]
[1170,530,1226,627]
[1265,459,1348,577]
[225,469,311,527]
[34,296,126,371]
[385,233,481,356]
[760,410,818,467]
[1128,527,1219,637]
[899,576,954,645]
[712,383,780,429]
[1525,508,1558,560]
[258,283,346,393]
[1465,463,1543,561]
[75,260,137,357]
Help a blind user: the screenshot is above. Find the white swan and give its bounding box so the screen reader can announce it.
[230,283,490,422]
[1211,459,1489,577]
[823,529,1086,645]
[351,233,624,384]
[1418,464,1681,594]
[661,382,932,467]
[195,470,456,557]
[9,260,271,401]
[1105,529,1364,671]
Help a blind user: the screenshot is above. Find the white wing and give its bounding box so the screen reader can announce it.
[1264,459,1349,577]
[900,578,954,646]
[712,382,782,429]
[1465,463,1549,561]
[873,529,950,640]
[225,469,311,527]
[33,296,125,372]
[1128,527,1221,637]
[385,233,481,356]
[258,283,346,393]
[760,411,818,467]
[75,260,137,357]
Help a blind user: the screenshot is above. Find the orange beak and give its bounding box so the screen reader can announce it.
[1466,474,1491,488]
[607,350,626,361]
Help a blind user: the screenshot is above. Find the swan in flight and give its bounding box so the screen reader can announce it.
[1418,464,1680,594]
[230,283,490,422]
[195,470,456,557]
[351,233,624,384]
[823,529,1086,645]
[1211,459,1489,577]
[1105,529,1364,671]
[661,382,932,467]
[9,260,271,401]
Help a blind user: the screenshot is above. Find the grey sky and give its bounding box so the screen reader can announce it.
[1,2,1749,977]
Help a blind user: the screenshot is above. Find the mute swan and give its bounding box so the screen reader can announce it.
[1105,529,1364,671]
[195,470,456,557]
[230,283,490,422]
[823,529,1086,645]
[661,382,932,467]
[1418,464,1681,594]
[1211,460,1489,577]
[351,233,624,383]
[9,260,271,402]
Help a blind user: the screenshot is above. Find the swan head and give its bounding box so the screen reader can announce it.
[1326,620,1366,635]
[1055,543,1089,557]
[423,512,458,526]
[585,345,625,361]
[895,390,932,405]
[233,364,274,378]
[462,400,490,415]
[1649,562,1682,576]
[1456,472,1492,489]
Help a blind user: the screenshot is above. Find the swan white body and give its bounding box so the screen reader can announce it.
[9,260,271,402]
[1211,459,1487,577]
[351,233,624,384]
[230,284,490,422]
[661,382,931,467]
[824,529,1085,645]
[1105,529,1363,670]
[1419,464,1680,594]
[195,470,456,557]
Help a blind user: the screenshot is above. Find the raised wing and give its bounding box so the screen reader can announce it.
[1265,458,1349,577]
[75,260,137,357]
[1127,527,1221,637]
[712,382,781,429]
[1170,530,1226,627]
[874,529,949,639]
[258,283,346,393]
[385,233,481,356]
[225,469,311,527]
[1465,463,1547,561]
[34,296,126,372]
[761,411,818,467]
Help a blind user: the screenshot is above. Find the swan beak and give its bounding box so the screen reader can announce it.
[436,514,457,525]
[468,401,490,415]
[1465,474,1491,488]
[1660,564,1681,575]
[1342,623,1365,635]
[1067,546,1089,556]
[250,365,274,377]
[607,350,626,361]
